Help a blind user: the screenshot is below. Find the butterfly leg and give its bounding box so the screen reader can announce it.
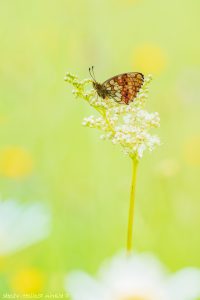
[95,93,99,103]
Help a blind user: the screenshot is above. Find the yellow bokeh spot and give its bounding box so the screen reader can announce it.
[184,136,200,166]
[133,44,167,74]
[0,116,7,124]
[11,268,44,293]
[0,147,33,179]
[125,0,142,4]
[121,296,148,300]
[156,158,180,177]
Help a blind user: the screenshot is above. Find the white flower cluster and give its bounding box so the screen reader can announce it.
[65,73,160,159]
[0,199,51,255]
[65,252,200,300]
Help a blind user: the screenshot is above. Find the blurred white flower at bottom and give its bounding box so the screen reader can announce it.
[0,199,50,255]
[65,253,200,300]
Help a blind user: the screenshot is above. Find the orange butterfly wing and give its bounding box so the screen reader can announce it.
[102,72,144,104]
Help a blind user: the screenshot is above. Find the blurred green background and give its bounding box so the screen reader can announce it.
[0,0,200,294]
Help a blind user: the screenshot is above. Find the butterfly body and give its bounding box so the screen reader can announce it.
[92,82,108,99]
[92,72,144,105]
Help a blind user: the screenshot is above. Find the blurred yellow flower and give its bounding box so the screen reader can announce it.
[125,0,142,4]
[133,44,167,75]
[11,268,44,293]
[184,136,200,166]
[122,297,146,300]
[0,147,33,179]
[0,116,7,124]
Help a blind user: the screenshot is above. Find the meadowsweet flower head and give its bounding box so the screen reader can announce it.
[65,73,160,160]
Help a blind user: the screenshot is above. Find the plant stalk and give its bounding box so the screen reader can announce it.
[127,158,139,254]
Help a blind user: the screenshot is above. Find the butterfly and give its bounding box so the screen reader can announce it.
[89,66,144,105]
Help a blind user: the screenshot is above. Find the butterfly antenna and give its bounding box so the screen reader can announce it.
[89,67,94,80]
[91,66,96,81]
[89,66,96,82]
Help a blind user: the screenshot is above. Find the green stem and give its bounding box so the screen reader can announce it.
[127,158,139,254]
